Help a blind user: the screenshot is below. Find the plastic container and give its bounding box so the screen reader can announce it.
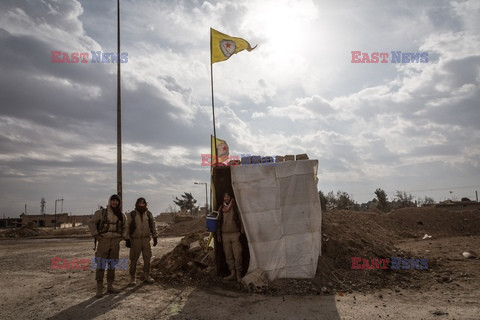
[206,211,218,232]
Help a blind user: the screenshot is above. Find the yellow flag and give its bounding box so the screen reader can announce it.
[211,135,229,164]
[210,28,256,64]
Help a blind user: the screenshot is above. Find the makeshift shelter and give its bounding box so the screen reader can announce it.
[212,159,322,281]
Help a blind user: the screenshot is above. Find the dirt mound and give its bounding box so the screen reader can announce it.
[0,225,91,239]
[380,207,480,238]
[303,210,423,295]
[1,226,50,238]
[157,215,206,237]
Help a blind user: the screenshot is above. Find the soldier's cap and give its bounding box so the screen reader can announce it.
[136,197,147,205]
[109,194,121,202]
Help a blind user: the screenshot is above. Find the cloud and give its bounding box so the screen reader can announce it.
[0,0,479,216]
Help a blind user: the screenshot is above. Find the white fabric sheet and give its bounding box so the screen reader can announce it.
[231,160,322,281]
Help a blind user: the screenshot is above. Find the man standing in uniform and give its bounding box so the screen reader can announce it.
[89,194,127,298]
[124,197,158,285]
[217,192,244,282]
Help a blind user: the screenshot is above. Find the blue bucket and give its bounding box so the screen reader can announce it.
[206,212,218,232]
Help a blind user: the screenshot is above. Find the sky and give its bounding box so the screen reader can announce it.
[0,0,479,217]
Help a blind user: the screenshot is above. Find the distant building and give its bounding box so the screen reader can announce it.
[1,213,92,229]
[434,200,480,210]
[0,218,23,228]
[20,213,70,228]
[71,215,92,226]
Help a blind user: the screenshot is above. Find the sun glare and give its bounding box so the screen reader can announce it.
[247,1,318,61]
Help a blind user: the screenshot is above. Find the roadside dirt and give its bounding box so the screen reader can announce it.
[0,207,479,319]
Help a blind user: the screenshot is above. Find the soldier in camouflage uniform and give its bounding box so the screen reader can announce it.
[89,194,127,298]
[124,197,158,285]
[217,192,244,282]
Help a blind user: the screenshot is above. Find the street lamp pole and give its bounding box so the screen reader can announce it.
[194,182,208,213]
[54,198,63,229]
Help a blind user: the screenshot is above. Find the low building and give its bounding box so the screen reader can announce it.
[21,213,70,228]
[0,218,23,228]
[435,200,480,211]
[70,214,92,226]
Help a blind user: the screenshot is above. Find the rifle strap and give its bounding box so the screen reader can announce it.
[96,208,108,234]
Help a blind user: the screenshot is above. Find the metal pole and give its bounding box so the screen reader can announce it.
[205,183,208,212]
[209,29,218,213]
[116,0,123,205]
[210,30,218,163]
[54,200,57,229]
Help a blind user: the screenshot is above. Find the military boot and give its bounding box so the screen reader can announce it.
[144,274,155,283]
[129,274,136,286]
[107,282,121,293]
[223,270,236,281]
[95,281,104,298]
[236,269,243,282]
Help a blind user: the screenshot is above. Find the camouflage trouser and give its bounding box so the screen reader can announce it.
[222,232,242,273]
[95,236,122,282]
[129,237,152,276]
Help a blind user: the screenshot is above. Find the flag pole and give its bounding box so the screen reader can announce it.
[116,0,122,205]
[210,29,218,163]
[210,135,213,213]
[210,28,218,213]
[210,63,217,161]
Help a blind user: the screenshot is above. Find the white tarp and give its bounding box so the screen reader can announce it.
[231,160,322,281]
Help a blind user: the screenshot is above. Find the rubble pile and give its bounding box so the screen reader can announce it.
[151,232,219,286]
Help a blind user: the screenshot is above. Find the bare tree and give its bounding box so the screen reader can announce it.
[321,190,358,211]
[393,190,416,208]
[375,188,390,212]
[418,196,435,206]
[336,191,357,210]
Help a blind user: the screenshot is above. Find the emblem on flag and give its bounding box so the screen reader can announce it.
[219,40,236,59]
[217,141,229,159]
